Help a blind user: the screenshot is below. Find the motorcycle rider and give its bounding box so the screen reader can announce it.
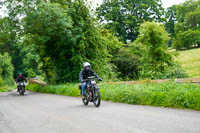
[16,73,27,92]
[79,62,102,98]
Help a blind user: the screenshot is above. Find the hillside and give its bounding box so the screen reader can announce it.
[176,48,200,78]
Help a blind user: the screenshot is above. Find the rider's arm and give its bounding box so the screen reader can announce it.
[16,78,19,83]
[90,69,99,79]
[24,77,27,83]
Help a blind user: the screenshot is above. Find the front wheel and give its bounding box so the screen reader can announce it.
[93,89,101,107]
[82,98,89,105]
[19,87,25,96]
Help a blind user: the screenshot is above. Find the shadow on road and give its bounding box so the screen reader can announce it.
[69,104,102,109]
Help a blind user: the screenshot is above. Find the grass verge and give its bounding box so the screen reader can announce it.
[0,85,15,92]
[27,82,200,110]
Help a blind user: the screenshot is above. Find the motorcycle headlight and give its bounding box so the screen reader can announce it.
[91,81,96,84]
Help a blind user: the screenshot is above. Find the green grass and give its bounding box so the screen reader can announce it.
[0,85,15,92]
[27,83,79,96]
[176,48,200,77]
[27,82,200,110]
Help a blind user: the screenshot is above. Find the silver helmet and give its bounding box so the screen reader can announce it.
[83,62,91,69]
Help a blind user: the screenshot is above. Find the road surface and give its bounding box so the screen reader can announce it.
[0,90,200,133]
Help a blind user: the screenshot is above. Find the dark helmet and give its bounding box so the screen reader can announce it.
[19,73,23,78]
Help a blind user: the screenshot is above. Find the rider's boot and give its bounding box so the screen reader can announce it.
[82,94,86,99]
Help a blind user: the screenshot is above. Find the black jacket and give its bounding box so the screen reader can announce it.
[79,68,99,82]
[16,77,27,83]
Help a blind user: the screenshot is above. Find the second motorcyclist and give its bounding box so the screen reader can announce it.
[16,73,27,92]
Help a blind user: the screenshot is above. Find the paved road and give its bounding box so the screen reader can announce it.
[0,90,200,133]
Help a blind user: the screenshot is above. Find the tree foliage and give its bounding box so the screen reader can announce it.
[97,0,165,43]
[0,17,22,78]
[173,0,200,50]
[1,0,192,82]
[165,5,176,46]
[0,0,42,78]
[0,53,14,86]
[172,29,200,50]
[112,46,141,80]
[23,0,121,83]
[134,22,175,79]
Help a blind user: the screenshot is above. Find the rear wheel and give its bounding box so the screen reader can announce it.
[93,89,101,107]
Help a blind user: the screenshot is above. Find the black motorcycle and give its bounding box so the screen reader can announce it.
[17,82,27,95]
[79,77,102,107]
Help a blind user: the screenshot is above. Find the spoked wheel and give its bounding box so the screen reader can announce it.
[93,89,101,107]
[19,90,24,95]
[19,87,25,96]
[82,97,89,105]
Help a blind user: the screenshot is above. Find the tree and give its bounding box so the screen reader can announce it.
[0,17,22,78]
[134,22,174,79]
[172,29,200,50]
[0,0,42,78]
[165,5,176,46]
[184,10,200,30]
[176,0,200,23]
[99,29,123,56]
[0,53,14,85]
[173,0,200,50]
[19,34,41,78]
[97,0,165,43]
[0,17,41,78]
[23,1,120,83]
[1,0,123,82]
[24,2,73,82]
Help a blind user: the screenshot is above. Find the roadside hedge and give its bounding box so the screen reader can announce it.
[27,82,200,110]
[0,86,14,92]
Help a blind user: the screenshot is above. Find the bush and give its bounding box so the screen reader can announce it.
[134,22,180,79]
[140,64,188,80]
[101,82,200,110]
[0,53,14,86]
[112,47,141,80]
[160,64,188,79]
[172,29,200,50]
[0,77,3,87]
[0,85,14,92]
[27,83,79,96]
[27,68,37,78]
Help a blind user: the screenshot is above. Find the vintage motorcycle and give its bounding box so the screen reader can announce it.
[17,82,28,96]
[79,77,102,107]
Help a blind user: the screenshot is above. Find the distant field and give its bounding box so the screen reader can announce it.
[176,48,200,78]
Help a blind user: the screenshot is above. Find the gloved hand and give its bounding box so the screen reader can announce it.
[98,78,103,81]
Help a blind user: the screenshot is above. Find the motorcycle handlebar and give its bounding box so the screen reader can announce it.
[82,78,102,83]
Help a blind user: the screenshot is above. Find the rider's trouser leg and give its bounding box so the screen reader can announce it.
[81,82,87,95]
